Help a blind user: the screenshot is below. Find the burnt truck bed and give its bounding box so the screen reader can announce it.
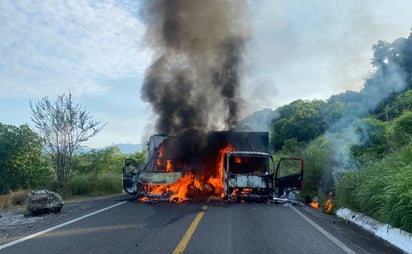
[140,131,270,182]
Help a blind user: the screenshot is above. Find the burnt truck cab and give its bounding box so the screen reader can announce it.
[224,151,275,201]
[223,152,304,201]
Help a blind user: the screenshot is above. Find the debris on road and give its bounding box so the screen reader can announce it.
[26,190,64,215]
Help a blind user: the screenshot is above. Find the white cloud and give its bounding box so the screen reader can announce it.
[0,0,151,98]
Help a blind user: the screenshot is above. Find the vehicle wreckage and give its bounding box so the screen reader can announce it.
[122,131,304,203]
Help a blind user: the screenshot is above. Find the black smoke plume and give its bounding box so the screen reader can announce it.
[140,0,250,136]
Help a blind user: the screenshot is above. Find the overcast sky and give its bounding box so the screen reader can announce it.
[1,0,412,148]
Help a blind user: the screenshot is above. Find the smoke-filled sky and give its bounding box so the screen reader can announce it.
[140,0,250,135]
[1,0,412,147]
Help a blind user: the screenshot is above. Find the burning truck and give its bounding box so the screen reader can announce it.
[122,131,303,203]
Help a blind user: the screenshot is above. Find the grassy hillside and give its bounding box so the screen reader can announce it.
[335,145,412,233]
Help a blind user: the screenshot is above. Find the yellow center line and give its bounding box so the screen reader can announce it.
[172,205,208,254]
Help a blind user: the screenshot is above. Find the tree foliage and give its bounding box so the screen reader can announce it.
[390,111,412,146]
[374,89,412,121]
[69,147,147,197]
[128,149,148,169]
[270,99,325,151]
[0,123,51,194]
[71,147,147,175]
[30,92,105,194]
[322,91,363,130]
[72,146,124,175]
[350,117,390,162]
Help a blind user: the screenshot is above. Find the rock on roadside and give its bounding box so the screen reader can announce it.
[27,190,64,215]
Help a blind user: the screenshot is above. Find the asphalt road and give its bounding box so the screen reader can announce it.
[0,195,404,254]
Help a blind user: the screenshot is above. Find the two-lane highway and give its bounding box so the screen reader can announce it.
[0,195,404,253]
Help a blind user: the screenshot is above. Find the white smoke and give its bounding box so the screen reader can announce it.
[326,60,407,175]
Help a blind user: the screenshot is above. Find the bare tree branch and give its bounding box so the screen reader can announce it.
[30,92,106,194]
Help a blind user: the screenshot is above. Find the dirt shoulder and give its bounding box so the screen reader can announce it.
[0,194,132,245]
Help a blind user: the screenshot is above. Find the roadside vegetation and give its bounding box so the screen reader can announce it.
[0,145,146,210]
[30,92,105,195]
[256,31,412,233]
[0,92,146,209]
[68,146,146,197]
[2,27,412,235]
[335,146,412,233]
[0,190,28,210]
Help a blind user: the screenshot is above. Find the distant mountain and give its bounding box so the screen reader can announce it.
[78,143,144,154]
[114,143,144,154]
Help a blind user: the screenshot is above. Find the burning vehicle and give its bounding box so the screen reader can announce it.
[122,131,303,203]
[131,0,288,203]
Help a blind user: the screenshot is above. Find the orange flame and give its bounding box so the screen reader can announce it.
[169,172,195,202]
[324,193,334,214]
[166,160,173,172]
[139,143,234,202]
[207,144,233,197]
[138,196,149,202]
[309,201,320,209]
[158,144,164,158]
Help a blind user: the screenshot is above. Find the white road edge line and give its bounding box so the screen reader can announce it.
[289,205,356,254]
[0,201,128,250]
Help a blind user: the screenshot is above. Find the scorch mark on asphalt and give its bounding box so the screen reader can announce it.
[0,201,128,251]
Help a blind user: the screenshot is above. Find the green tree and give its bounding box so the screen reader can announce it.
[30,92,105,194]
[375,89,412,121]
[391,111,412,146]
[351,117,390,162]
[371,39,405,68]
[322,91,363,130]
[0,123,50,194]
[72,146,124,175]
[400,31,412,83]
[391,89,412,114]
[270,99,325,151]
[128,149,147,169]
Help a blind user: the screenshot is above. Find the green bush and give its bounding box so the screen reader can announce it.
[300,137,329,198]
[335,170,364,211]
[391,111,412,145]
[69,172,122,197]
[335,146,412,233]
[0,124,50,194]
[354,167,387,219]
[94,173,122,196]
[380,164,412,231]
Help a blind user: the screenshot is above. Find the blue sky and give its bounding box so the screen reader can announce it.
[1,0,412,148]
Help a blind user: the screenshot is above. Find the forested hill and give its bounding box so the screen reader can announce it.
[239,30,412,234]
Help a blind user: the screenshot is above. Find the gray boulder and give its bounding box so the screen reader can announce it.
[27,190,64,215]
